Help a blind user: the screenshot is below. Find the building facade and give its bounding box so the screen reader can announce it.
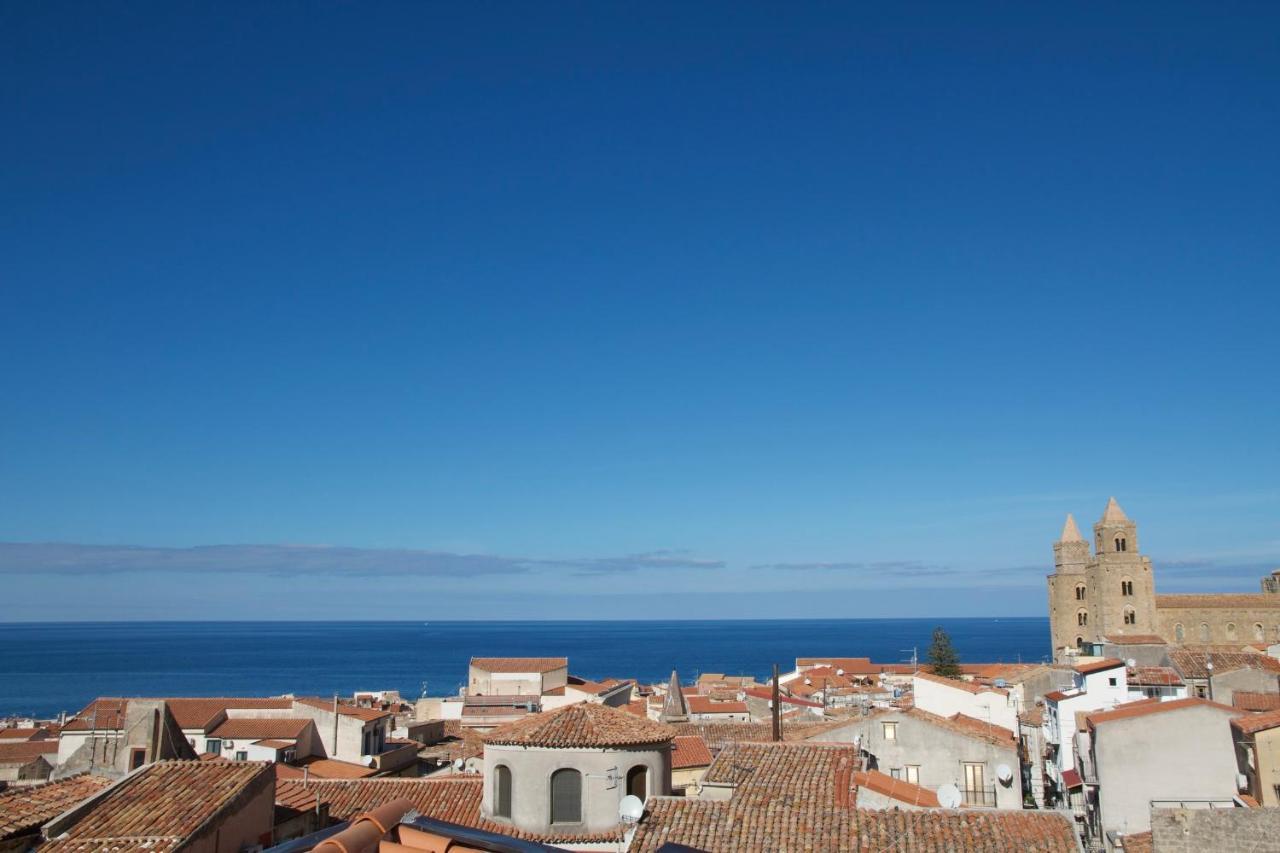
[1047,498,1280,659]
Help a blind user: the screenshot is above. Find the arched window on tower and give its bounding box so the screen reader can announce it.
[1077,610,1088,627]
[1075,636,1085,650]
[1199,623,1211,643]
[1123,607,1136,625]
[1255,623,1265,642]
[1174,623,1185,642]
[1075,583,1086,601]
[550,769,582,824]
[1115,537,1127,552]
[494,765,512,818]
[1121,579,1134,596]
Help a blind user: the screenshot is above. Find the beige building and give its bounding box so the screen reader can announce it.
[1233,708,1280,807]
[1047,498,1280,659]
[468,657,568,697]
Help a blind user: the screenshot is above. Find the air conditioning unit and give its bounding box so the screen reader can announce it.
[224,740,236,749]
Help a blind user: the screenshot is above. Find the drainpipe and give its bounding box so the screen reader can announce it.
[333,695,340,757]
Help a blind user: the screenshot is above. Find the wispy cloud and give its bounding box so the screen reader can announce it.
[0,542,723,579]
[751,559,952,578]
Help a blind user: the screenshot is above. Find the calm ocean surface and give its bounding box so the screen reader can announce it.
[0,619,1050,717]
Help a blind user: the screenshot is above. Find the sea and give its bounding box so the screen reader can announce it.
[0,618,1051,718]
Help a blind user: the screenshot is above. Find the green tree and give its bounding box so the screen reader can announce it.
[927,626,962,678]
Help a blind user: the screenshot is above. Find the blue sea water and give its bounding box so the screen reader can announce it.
[0,619,1051,718]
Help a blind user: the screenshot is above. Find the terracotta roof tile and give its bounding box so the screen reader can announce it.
[0,776,112,840]
[1072,658,1126,675]
[0,728,46,741]
[275,777,624,844]
[295,697,391,722]
[743,688,824,708]
[852,770,940,807]
[209,718,311,739]
[62,698,294,732]
[276,758,376,780]
[39,761,272,852]
[687,697,748,715]
[904,708,1016,747]
[1127,666,1184,686]
[914,670,1008,695]
[1088,697,1235,728]
[1234,692,1280,712]
[468,657,567,673]
[1232,708,1280,735]
[1170,649,1280,680]
[0,740,58,764]
[671,735,713,770]
[483,701,675,748]
[668,719,851,750]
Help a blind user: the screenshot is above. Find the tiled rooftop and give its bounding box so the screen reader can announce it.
[39,761,272,853]
[1169,649,1280,680]
[1088,697,1235,728]
[1234,692,1280,712]
[852,770,939,807]
[0,775,112,840]
[469,657,568,673]
[0,740,58,764]
[276,757,376,780]
[687,697,748,715]
[671,735,713,769]
[209,717,311,739]
[1232,708,1280,736]
[914,670,1008,695]
[483,701,676,749]
[274,777,625,844]
[669,719,851,750]
[0,728,46,740]
[63,698,294,731]
[904,708,1016,747]
[1126,666,1184,686]
[295,697,391,722]
[1072,658,1125,675]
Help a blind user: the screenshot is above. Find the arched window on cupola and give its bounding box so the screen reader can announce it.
[550,768,582,824]
[626,765,648,801]
[494,765,512,818]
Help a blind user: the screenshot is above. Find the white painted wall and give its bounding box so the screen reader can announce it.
[911,676,1017,732]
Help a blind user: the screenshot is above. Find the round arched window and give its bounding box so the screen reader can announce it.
[1174,623,1185,643]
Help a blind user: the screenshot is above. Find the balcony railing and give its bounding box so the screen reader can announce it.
[962,786,999,808]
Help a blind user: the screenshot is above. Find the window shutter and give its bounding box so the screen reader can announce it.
[550,769,582,823]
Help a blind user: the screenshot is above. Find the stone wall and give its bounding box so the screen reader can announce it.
[1156,605,1280,646]
[1149,807,1280,853]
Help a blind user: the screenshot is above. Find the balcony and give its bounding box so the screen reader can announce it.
[962,786,999,808]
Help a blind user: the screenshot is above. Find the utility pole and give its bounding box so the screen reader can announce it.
[771,663,781,742]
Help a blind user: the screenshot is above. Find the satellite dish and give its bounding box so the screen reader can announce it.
[453,758,465,771]
[936,783,962,809]
[618,795,644,824]
[804,678,812,685]
[836,669,845,676]
[1126,658,1137,668]
[996,764,1013,785]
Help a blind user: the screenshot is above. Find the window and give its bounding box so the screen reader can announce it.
[1226,623,1238,641]
[1075,636,1084,649]
[1195,685,1207,699]
[905,765,920,785]
[129,747,146,770]
[235,750,248,761]
[1077,610,1088,627]
[1115,537,1127,552]
[206,739,222,755]
[550,769,582,824]
[890,768,901,780]
[1255,623,1265,642]
[1075,584,1086,601]
[962,763,986,803]
[882,722,897,741]
[626,765,648,801]
[1121,580,1134,596]
[1124,607,1136,625]
[1200,623,1211,643]
[494,765,512,818]
[283,749,296,764]
[1174,623,1185,643]
[1108,677,1117,687]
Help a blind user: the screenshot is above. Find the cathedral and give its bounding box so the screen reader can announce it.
[1046,497,1280,659]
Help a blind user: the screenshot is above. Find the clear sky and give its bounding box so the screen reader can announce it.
[2,3,1278,620]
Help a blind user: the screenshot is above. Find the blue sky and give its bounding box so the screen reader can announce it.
[2,3,1278,620]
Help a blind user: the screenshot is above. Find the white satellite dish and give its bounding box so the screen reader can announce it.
[936,783,962,809]
[453,758,465,771]
[996,763,1013,785]
[1126,658,1137,668]
[618,795,644,824]
[836,669,845,676]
